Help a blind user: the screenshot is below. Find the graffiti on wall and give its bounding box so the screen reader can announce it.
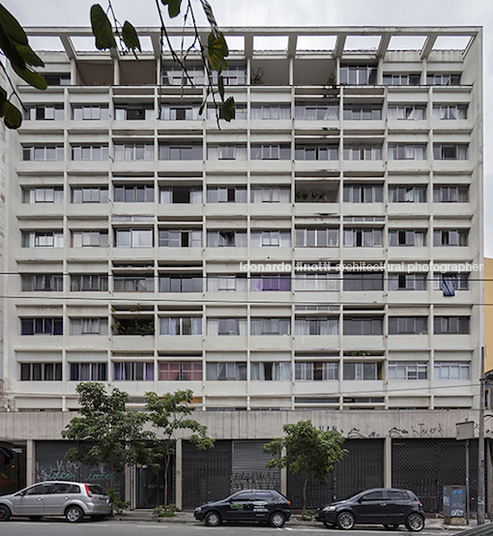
[35,459,112,483]
[318,422,444,439]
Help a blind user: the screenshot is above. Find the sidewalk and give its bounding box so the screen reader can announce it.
[112,509,483,530]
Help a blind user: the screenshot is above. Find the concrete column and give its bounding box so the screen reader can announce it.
[175,438,183,510]
[26,440,35,486]
[280,466,287,497]
[384,436,392,488]
[487,439,492,517]
[125,465,131,505]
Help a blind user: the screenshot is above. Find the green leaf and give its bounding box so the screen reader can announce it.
[161,0,182,18]
[122,21,141,52]
[0,23,26,71]
[3,99,22,129]
[14,43,44,67]
[0,4,28,46]
[12,63,47,90]
[221,97,235,122]
[218,74,225,101]
[90,4,116,50]
[208,31,228,73]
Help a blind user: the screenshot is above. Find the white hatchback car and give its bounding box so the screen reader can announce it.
[0,481,111,523]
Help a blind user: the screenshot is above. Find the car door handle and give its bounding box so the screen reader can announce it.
[380,503,387,507]
[64,496,70,499]
[37,497,43,501]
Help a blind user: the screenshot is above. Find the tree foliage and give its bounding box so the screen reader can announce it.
[263,420,348,510]
[61,382,153,489]
[146,389,214,506]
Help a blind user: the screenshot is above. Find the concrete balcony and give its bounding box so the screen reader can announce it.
[293,335,339,351]
[249,335,292,350]
[156,335,203,351]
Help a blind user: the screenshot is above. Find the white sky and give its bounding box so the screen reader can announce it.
[3,0,492,256]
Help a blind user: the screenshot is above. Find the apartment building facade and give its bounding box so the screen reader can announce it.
[0,26,486,511]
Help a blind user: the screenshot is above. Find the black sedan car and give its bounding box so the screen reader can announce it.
[194,489,291,527]
[314,487,425,531]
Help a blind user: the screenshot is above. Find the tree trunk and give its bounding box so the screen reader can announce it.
[164,442,170,506]
[303,474,309,511]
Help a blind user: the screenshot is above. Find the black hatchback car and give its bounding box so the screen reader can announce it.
[314,487,425,532]
[194,489,291,527]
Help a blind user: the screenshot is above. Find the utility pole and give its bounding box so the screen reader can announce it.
[478,348,486,525]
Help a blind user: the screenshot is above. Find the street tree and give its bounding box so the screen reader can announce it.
[263,420,348,510]
[0,0,233,130]
[62,382,153,491]
[146,389,214,506]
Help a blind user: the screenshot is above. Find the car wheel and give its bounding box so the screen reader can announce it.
[384,524,399,530]
[0,505,11,522]
[405,513,424,532]
[205,511,221,526]
[29,516,43,520]
[269,512,286,528]
[337,511,355,530]
[65,505,84,523]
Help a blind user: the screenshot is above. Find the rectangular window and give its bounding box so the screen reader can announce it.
[433,186,469,203]
[22,231,64,248]
[433,105,467,120]
[208,145,247,160]
[158,361,202,381]
[295,362,338,381]
[159,275,203,292]
[159,230,202,248]
[21,274,63,292]
[161,186,203,204]
[114,185,155,203]
[295,144,338,160]
[207,104,247,120]
[250,275,291,292]
[72,105,109,121]
[250,318,291,335]
[70,318,108,335]
[383,73,420,86]
[251,144,291,160]
[388,185,426,203]
[114,276,154,292]
[388,144,426,160]
[388,316,428,334]
[387,105,426,120]
[388,274,427,291]
[24,105,64,121]
[72,231,109,248]
[343,273,384,291]
[70,275,108,292]
[158,144,202,160]
[343,184,383,203]
[389,230,426,247]
[162,66,204,86]
[343,146,382,160]
[251,362,291,381]
[250,187,290,203]
[294,273,339,291]
[22,146,64,161]
[340,65,377,85]
[211,65,247,86]
[207,275,247,292]
[207,186,247,203]
[343,105,382,120]
[70,362,107,381]
[22,187,63,204]
[20,363,62,381]
[433,273,469,292]
[433,229,468,247]
[160,317,202,335]
[388,362,428,380]
[113,362,154,381]
[295,317,339,336]
[251,230,291,247]
[115,229,153,248]
[207,230,247,247]
[71,145,109,161]
[114,104,154,121]
[343,362,379,380]
[433,144,468,160]
[434,316,470,334]
[114,143,154,161]
[427,74,461,86]
[343,316,383,335]
[343,228,383,247]
[434,362,470,380]
[72,187,108,204]
[161,103,201,120]
[206,362,247,380]
[207,318,247,336]
[295,228,339,247]
[21,318,63,335]
[295,102,339,120]
[251,105,291,120]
